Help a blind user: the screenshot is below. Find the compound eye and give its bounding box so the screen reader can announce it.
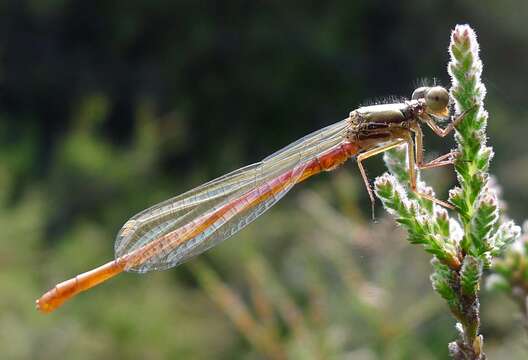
[411,87,428,100]
[425,86,449,114]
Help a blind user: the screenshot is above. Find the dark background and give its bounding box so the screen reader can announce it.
[1,1,528,359]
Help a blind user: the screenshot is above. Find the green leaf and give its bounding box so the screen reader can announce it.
[471,193,499,255]
[489,221,521,257]
[460,256,482,296]
[485,274,511,293]
[431,260,459,308]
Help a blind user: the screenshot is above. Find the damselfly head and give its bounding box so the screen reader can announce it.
[412,86,450,117]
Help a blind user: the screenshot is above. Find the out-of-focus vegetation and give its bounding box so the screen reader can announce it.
[488,222,528,332]
[1,1,528,359]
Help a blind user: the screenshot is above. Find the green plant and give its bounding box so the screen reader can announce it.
[487,221,528,332]
[374,25,520,359]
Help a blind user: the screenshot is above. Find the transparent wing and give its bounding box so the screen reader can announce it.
[115,118,350,272]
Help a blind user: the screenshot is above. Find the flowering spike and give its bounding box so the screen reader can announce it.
[375,25,518,359]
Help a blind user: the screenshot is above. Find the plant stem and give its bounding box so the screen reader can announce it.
[375,24,520,360]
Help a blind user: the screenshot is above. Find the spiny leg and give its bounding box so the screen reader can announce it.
[403,133,454,209]
[413,122,425,166]
[418,151,457,170]
[357,134,455,219]
[412,105,475,173]
[424,104,476,138]
[411,123,458,171]
[403,103,478,193]
[357,139,408,219]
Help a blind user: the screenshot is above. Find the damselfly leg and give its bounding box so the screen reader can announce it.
[357,138,409,219]
[357,105,474,217]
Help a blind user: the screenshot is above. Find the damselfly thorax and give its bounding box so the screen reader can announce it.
[343,86,465,213]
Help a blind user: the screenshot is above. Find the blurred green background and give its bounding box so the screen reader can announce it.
[1,1,528,359]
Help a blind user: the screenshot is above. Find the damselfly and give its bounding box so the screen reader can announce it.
[36,85,467,313]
